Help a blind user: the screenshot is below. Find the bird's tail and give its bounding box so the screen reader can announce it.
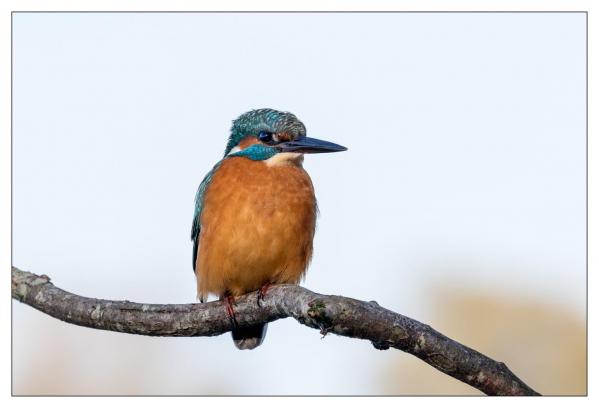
[232,323,268,350]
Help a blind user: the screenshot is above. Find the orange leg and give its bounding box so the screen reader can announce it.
[257,282,272,306]
[223,292,238,330]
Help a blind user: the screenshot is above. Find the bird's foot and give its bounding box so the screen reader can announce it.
[257,282,272,306]
[223,293,238,330]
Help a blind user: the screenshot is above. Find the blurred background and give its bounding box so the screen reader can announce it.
[12,12,586,395]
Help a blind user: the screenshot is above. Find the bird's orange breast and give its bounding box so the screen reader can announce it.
[195,156,317,300]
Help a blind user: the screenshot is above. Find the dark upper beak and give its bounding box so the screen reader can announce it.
[277,136,347,154]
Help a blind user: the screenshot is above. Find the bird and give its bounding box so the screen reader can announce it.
[191,108,347,350]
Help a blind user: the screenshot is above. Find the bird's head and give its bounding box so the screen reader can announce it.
[224,109,347,163]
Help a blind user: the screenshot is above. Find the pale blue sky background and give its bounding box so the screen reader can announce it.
[12,12,586,395]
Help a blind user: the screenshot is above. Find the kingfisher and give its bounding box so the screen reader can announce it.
[191,108,346,350]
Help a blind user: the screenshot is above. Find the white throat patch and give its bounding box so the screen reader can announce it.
[265,152,304,167]
[228,145,242,155]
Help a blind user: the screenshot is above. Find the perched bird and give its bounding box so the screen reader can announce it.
[191,108,346,349]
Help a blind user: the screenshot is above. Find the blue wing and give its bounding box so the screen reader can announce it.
[191,162,222,272]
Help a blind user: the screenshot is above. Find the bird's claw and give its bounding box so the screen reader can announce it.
[224,294,238,330]
[257,282,272,307]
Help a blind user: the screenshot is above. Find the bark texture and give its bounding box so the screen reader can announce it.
[11,266,540,396]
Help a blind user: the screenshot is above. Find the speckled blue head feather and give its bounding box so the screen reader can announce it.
[224,108,307,156]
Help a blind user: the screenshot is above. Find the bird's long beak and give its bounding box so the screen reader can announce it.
[277,137,347,154]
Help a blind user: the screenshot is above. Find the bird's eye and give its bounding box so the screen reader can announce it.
[258,131,274,143]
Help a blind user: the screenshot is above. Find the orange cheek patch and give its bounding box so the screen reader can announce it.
[237,136,260,149]
[276,132,294,142]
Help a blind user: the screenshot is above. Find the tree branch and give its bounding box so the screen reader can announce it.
[11,266,539,396]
